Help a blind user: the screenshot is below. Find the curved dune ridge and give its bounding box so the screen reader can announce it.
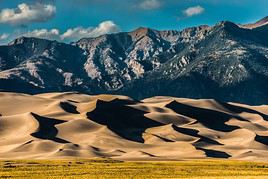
[1,92,268,161]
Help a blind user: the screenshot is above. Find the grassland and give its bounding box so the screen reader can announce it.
[1,159,268,178]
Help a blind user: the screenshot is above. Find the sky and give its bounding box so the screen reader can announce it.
[0,0,267,44]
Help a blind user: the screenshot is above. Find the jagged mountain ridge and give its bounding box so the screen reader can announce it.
[123,21,268,104]
[0,17,268,104]
[75,25,210,90]
[242,16,268,29]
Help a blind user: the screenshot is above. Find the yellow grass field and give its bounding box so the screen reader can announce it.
[1,159,268,179]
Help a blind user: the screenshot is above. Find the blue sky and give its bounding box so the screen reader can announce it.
[0,0,267,43]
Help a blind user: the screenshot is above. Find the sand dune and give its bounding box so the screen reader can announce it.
[1,92,268,161]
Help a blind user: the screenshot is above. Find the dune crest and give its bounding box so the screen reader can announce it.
[1,92,268,161]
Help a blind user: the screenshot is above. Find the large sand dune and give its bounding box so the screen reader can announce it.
[1,92,268,161]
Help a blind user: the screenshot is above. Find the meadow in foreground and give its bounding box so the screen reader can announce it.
[1,159,268,178]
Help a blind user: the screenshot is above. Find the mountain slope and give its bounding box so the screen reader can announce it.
[122,21,268,104]
[0,37,99,93]
[242,16,268,29]
[0,17,268,104]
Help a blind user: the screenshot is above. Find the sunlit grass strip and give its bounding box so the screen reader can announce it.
[1,159,268,178]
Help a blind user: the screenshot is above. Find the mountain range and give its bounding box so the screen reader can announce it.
[0,16,268,104]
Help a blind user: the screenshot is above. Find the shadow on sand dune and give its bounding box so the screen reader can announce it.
[165,101,243,132]
[217,101,268,121]
[255,135,268,146]
[196,147,231,158]
[31,113,69,143]
[171,125,223,145]
[86,99,163,143]
[60,102,80,114]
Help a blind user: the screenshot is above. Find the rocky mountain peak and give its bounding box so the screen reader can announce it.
[216,21,240,29]
[8,36,30,45]
[8,36,52,46]
[129,27,158,40]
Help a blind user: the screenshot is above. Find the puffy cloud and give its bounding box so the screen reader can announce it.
[1,21,121,43]
[61,21,121,42]
[0,33,9,40]
[0,3,56,26]
[139,0,162,10]
[23,29,60,40]
[183,5,204,17]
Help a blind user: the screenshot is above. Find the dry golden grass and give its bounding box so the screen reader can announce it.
[1,159,268,178]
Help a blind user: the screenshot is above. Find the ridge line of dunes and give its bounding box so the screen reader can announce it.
[1,92,268,161]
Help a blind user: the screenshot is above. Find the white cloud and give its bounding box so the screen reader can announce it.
[1,21,121,43]
[61,21,121,42]
[0,33,9,40]
[0,3,56,26]
[24,29,60,40]
[183,5,204,17]
[139,0,162,10]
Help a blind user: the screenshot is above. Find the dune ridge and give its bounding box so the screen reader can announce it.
[1,92,268,161]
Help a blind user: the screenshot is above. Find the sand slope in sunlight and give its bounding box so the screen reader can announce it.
[1,92,268,161]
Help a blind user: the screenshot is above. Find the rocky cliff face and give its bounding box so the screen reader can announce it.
[75,26,210,90]
[0,18,268,104]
